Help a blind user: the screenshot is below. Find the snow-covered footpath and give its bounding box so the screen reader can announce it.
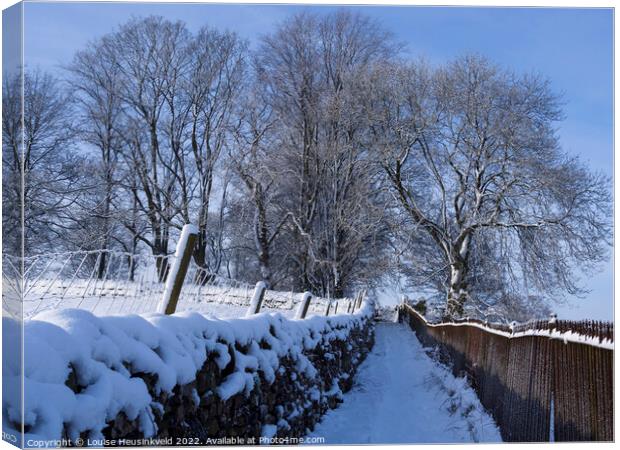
[309,322,502,444]
[3,302,374,446]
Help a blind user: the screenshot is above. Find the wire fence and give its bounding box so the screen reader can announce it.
[2,249,351,320]
[398,303,613,442]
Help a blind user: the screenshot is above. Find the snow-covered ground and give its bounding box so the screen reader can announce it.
[14,279,339,320]
[308,322,502,444]
[22,300,329,322]
[5,249,350,321]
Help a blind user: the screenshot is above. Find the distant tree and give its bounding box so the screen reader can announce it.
[364,56,611,319]
[2,70,84,256]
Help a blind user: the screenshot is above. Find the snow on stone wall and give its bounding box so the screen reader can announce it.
[3,301,375,446]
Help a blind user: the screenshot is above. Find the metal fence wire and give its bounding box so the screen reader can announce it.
[3,249,342,319]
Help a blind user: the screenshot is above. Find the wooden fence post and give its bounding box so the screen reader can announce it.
[246,281,267,316]
[325,300,331,316]
[549,313,557,331]
[357,289,366,309]
[157,224,199,315]
[351,292,360,311]
[334,301,338,315]
[295,292,312,319]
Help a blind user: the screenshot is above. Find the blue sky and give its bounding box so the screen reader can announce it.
[16,2,614,320]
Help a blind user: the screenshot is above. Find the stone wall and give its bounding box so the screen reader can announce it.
[103,321,373,443]
[44,306,376,445]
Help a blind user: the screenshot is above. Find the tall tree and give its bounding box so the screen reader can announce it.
[228,83,293,287]
[255,10,397,295]
[68,39,127,277]
[183,26,247,272]
[255,12,323,291]
[364,56,611,318]
[2,70,83,256]
[99,16,192,279]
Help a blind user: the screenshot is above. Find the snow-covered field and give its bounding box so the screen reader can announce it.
[19,298,335,322]
[309,322,502,444]
[10,279,341,321]
[4,250,344,320]
[21,296,300,321]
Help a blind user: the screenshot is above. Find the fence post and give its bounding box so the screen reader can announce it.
[510,321,517,335]
[334,301,338,315]
[351,292,360,311]
[357,289,366,309]
[157,224,199,315]
[295,292,312,319]
[246,281,267,317]
[325,300,331,316]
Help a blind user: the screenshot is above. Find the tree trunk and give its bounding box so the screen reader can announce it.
[153,224,169,283]
[258,253,271,288]
[333,284,344,299]
[253,185,272,287]
[155,250,169,283]
[446,261,468,319]
[96,167,113,280]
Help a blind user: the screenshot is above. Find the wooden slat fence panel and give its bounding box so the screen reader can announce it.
[398,305,613,442]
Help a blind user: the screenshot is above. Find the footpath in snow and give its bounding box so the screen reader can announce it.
[309,322,502,444]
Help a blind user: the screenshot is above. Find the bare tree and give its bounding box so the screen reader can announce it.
[104,16,191,279]
[228,84,293,287]
[2,70,23,256]
[183,26,247,273]
[66,16,248,284]
[255,12,323,291]
[254,10,398,295]
[68,40,128,277]
[2,70,84,256]
[364,56,611,318]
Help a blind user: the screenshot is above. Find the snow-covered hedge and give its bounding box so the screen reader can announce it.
[3,301,375,446]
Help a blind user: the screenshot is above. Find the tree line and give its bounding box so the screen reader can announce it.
[2,10,611,320]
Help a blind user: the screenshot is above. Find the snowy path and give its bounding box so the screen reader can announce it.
[309,322,502,444]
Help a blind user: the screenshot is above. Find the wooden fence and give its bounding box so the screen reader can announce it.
[398,304,614,442]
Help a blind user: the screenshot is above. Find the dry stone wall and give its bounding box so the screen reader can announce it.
[103,316,374,444]
[4,302,375,447]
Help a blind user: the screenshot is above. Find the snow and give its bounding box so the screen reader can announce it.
[4,313,153,444]
[21,279,338,320]
[308,322,502,444]
[5,300,374,444]
[405,305,614,350]
[261,424,277,440]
